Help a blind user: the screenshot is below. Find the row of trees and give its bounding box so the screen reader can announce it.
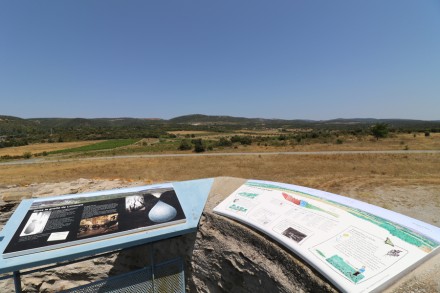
[178,139,208,153]
[175,124,398,153]
[0,138,29,148]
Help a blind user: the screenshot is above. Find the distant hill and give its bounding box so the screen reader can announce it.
[169,114,324,128]
[167,114,440,130]
[1,114,439,135]
[0,116,167,143]
[0,115,41,131]
[28,117,164,129]
[168,114,286,124]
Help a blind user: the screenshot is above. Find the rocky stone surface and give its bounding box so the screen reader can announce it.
[0,177,439,292]
[0,179,146,293]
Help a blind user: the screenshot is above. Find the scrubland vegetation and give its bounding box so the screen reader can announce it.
[1,115,439,225]
[0,114,439,160]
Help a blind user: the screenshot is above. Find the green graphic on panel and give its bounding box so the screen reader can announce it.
[347,211,438,251]
[238,192,259,199]
[315,249,326,258]
[326,255,365,284]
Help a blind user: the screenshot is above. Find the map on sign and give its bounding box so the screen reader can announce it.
[3,184,186,258]
[213,180,440,293]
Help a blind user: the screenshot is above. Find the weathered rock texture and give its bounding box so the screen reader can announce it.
[0,177,439,292]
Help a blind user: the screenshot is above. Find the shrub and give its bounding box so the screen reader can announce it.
[310,132,319,139]
[230,135,252,145]
[23,152,32,159]
[217,137,232,147]
[371,123,389,140]
[193,139,205,153]
[178,139,192,151]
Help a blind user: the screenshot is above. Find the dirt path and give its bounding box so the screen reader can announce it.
[1,149,439,166]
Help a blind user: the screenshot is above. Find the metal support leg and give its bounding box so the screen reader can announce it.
[150,243,155,293]
[13,271,22,293]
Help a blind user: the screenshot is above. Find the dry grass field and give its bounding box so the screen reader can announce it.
[1,133,439,159]
[1,150,439,292]
[1,133,439,226]
[168,130,216,136]
[220,133,440,152]
[1,152,439,224]
[0,141,102,157]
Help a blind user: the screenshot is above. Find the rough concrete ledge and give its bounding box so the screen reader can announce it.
[185,176,337,292]
[192,177,440,293]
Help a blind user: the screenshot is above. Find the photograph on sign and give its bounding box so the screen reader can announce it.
[19,211,51,237]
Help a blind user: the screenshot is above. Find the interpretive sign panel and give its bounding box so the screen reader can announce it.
[213,180,440,293]
[3,184,186,258]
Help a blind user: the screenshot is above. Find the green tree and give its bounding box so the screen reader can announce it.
[371,123,389,140]
[178,139,192,151]
[231,135,252,145]
[217,137,232,147]
[192,139,205,153]
[23,152,32,159]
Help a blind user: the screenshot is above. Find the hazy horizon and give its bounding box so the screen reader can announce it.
[2,113,439,122]
[1,1,439,120]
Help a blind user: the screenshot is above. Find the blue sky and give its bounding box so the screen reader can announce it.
[1,1,439,120]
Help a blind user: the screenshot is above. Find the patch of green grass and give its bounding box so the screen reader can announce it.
[58,140,183,158]
[49,139,139,154]
[114,140,181,154]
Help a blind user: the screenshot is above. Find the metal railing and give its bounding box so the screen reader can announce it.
[60,258,184,293]
[0,244,185,293]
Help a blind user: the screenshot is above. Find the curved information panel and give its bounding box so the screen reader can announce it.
[213,180,440,293]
